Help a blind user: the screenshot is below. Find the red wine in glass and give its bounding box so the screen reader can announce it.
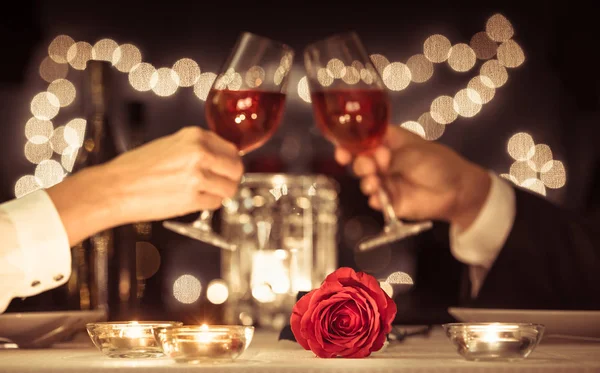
[310,89,389,154]
[205,89,286,154]
[304,31,432,252]
[163,32,294,251]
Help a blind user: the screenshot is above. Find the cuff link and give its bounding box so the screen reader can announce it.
[31,280,41,287]
[53,274,64,282]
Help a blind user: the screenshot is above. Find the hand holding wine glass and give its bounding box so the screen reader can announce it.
[335,125,492,231]
[304,32,433,252]
[164,32,293,250]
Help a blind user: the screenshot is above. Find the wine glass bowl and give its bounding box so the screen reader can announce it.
[304,32,432,251]
[164,32,293,250]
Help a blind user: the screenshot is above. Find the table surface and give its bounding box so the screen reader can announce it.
[1,328,600,372]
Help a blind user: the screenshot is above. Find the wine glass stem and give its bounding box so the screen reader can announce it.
[193,210,213,230]
[377,188,402,228]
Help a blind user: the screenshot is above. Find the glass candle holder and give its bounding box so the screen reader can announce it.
[154,324,254,364]
[220,173,338,329]
[443,323,545,361]
[86,321,182,358]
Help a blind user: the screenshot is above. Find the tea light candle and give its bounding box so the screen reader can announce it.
[442,322,544,362]
[87,321,183,358]
[155,324,253,364]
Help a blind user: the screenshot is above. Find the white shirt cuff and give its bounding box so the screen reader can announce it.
[449,172,516,298]
[0,190,71,312]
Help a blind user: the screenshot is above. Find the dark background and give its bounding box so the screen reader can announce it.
[1,1,598,324]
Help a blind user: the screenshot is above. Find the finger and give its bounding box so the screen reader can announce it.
[196,169,239,199]
[352,155,377,177]
[372,146,391,172]
[368,194,381,211]
[194,193,224,211]
[334,148,353,165]
[383,125,423,150]
[199,138,244,181]
[360,175,380,196]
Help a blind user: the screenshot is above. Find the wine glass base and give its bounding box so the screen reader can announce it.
[357,221,433,252]
[163,221,236,251]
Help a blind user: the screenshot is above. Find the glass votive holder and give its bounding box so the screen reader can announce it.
[154,324,255,364]
[86,321,182,358]
[442,322,545,362]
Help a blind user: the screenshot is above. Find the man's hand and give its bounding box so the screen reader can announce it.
[47,127,244,245]
[335,125,491,231]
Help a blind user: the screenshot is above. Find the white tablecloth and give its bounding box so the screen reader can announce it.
[1,328,599,372]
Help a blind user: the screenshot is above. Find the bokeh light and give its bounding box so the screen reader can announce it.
[400,121,426,138]
[65,118,87,148]
[510,160,537,183]
[521,178,546,196]
[92,38,119,61]
[423,34,452,63]
[469,31,497,60]
[386,271,414,285]
[39,57,68,83]
[67,41,93,70]
[24,141,53,164]
[507,132,535,161]
[31,92,60,121]
[49,126,70,155]
[480,60,508,88]
[25,118,53,144]
[497,40,526,68]
[35,160,65,188]
[297,76,311,103]
[245,65,265,88]
[430,95,458,124]
[418,112,445,141]
[47,79,76,107]
[342,66,361,85]
[14,175,42,198]
[370,54,390,74]
[151,68,179,97]
[540,160,566,189]
[527,144,553,172]
[317,67,335,87]
[467,75,496,104]
[326,58,346,79]
[447,43,476,72]
[173,274,202,304]
[406,54,434,83]
[193,72,217,101]
[486,14,514,42]
[112,43,142,73]
[206,279,229,305]
[48,35,75,64]
[128,62,157,92]
[453,88,482,117]
[172,58,201,87]
[382,62,411,91]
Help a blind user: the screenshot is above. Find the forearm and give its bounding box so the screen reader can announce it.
[46,164,125,246]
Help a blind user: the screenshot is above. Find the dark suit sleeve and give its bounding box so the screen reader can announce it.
[472,187,600,310]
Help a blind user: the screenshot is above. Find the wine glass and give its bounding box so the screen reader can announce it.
[304,32,432,252]
[164,32,294,251]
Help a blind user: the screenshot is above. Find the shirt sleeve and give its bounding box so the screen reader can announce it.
[0,190,71,313]
[449,172,516,298]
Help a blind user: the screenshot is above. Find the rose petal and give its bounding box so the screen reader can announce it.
[291,289,316,350]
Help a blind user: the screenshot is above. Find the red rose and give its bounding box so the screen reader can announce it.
[290,267,397,358]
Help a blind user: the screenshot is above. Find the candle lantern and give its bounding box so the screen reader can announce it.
[220,174,338,329]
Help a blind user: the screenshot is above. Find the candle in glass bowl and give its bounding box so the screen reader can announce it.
[442,322,545,362]
[86,321,182,358]
[155,324,254,364]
